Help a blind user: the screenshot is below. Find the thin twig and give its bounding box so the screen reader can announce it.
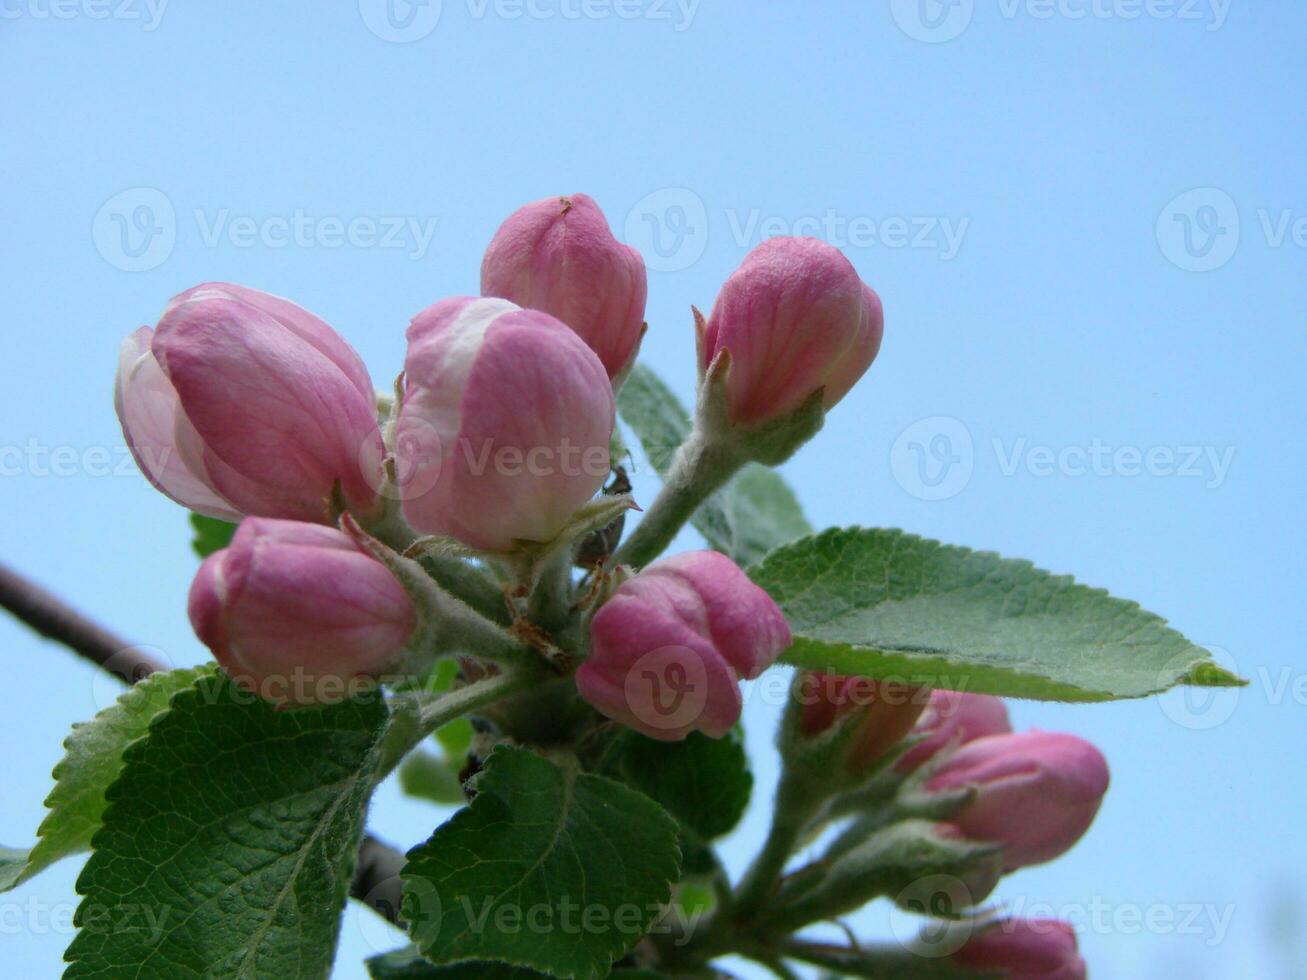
[0,560,407,926]
[0,561,166,682]
[350,834,408,926]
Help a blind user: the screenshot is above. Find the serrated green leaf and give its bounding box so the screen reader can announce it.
[600,730,752,841]
[0,666,213,893]
[618,364,810,565]
[65,672,391,979]
[189,512,236,558]
[402,746,681,980]
[751,527,1244,701]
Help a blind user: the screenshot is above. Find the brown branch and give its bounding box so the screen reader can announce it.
[0,561,167,682]
[350,833,407,926]
[0,559,406,927]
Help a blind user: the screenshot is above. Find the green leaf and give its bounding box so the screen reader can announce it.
[751,527,1245,701]
[617,364,810,565]
[65,672,392,979]
[0,847,27,891]
[0,666,212,893]
[399,749,467,806]
[402,746,681,980]
[599,729,752,841]
[189,512,236,558]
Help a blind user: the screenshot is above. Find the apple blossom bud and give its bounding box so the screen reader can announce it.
[797,672,926,771]
[115,327,242,522]
[928,731,1109,871]
[138,283,382,523]
[700,237,883,426]
[481,193,647,381]
[188,518,416,705]
[397,297,615,552]
[952,919,1086,980]
[576,550,790,741]
[896,690,1011,773]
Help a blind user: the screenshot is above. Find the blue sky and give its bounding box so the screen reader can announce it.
[1,3,1304,977]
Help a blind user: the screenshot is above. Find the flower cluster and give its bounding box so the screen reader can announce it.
[114,192,1107,975]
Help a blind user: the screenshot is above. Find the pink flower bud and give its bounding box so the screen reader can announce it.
[952,919,1086,980]
[188,517,416,705]
[137,283,382,523]
[115,327,242,522]
[895,690,1012,773]
[481,194,647,381]
[928,731,1109,871]
[576,551,790,741]
[700,237,883,427]
[397,297,615,552]
[797,672,926,771]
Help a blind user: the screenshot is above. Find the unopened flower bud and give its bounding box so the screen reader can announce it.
[928,731,1109,871]
[798,672,926,771]
[576,550,790,741]
[188,518,416,705]
[115,327,241,522]
[896,689,1011,773]
[122,283,383,523]
[481,193,647,382]
[700,236,883,427]
[397,297,615,552]
[952,919,1086,980]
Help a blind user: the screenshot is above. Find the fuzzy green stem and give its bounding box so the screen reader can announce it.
[730,772,826,924]
[527,551,575,635]
[611,430,745,569]
[374,668,547,779]
[421,553,512,626]
[416,668,547,730]
[435,599,540,672]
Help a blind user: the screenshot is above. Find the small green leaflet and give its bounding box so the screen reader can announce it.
[751,527,1244,701]
[65,671,391,979]
[189,512,236,558]
[399,749,467,806]
[402,746,681,980]
[0,666,212,893]
[617,363,810,565]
